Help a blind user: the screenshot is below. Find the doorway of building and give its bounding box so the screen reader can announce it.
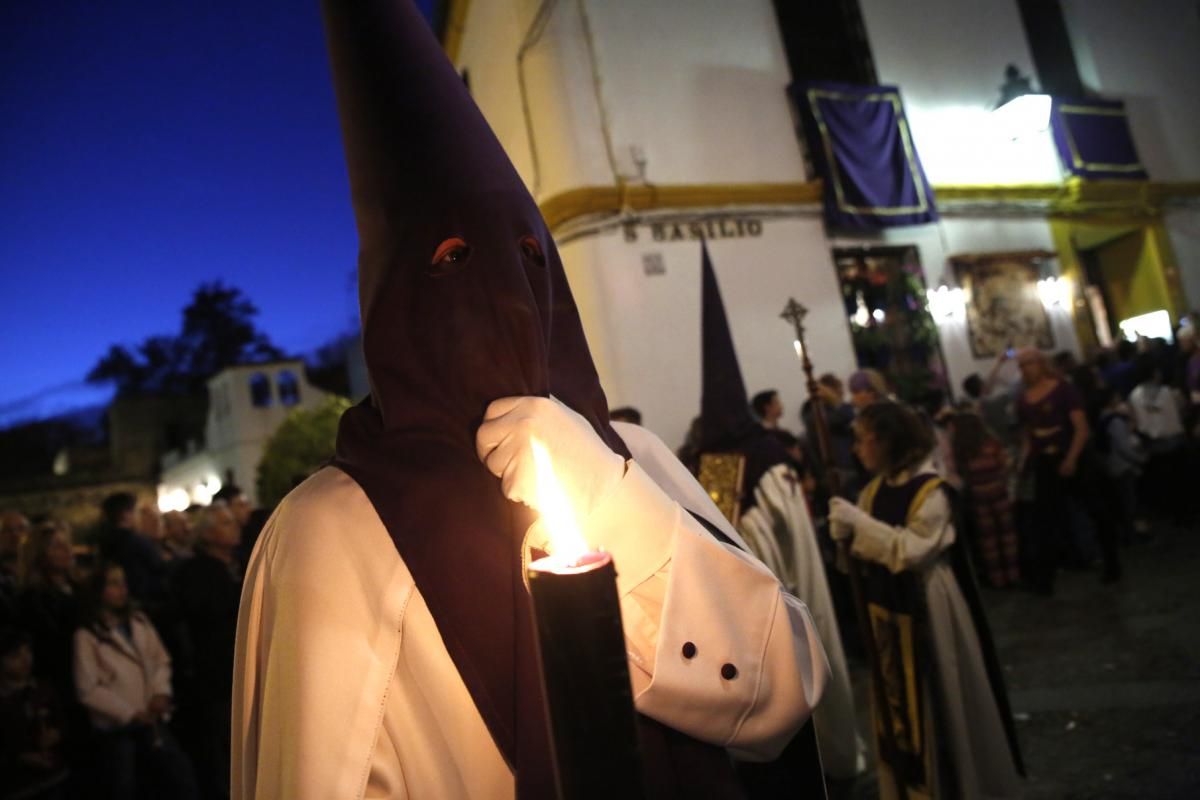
[1073,225,1179,345]
[832,245,949,404]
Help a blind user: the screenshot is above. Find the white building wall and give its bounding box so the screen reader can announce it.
[457,0,1191,450]
[160,362,331,508]
[858,0,1062,186]
[562,218,858,450]
[454,0,536,188]
[460,0,807,200]
[1061,0,1200,181]
[577,0,807,187]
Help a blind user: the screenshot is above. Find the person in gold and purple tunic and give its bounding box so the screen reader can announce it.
[830,402,1023,799]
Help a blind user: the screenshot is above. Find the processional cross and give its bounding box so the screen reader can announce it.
[779,296,904,798]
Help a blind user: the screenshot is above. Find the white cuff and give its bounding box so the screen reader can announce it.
[584,461,677,597]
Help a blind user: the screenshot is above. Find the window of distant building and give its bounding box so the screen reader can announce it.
[249,372,272,407]
[277,370,301,407]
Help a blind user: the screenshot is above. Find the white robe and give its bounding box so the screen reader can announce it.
[233,430,831,799]
[850,463,1022,800]
[736,463,864,779]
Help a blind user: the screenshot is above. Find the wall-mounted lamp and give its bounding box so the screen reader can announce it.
[851,291,871,327]
[927,280,966,321]
[993,64,1050,140]
[1036,275,1072,309]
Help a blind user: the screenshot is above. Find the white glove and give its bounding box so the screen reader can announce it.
[475,396,625,524]
[828,497,871,542]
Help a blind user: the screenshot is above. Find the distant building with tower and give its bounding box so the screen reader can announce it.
[157,360,330,509]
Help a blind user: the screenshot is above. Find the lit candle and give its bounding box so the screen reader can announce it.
[526,439,645,799]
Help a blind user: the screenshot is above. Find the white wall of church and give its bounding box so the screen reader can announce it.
[459,0,807,201]
[858,0,1062,186]
[1061,0,1200,181]
[456,0,1189,452]
[454,0,536,187]
[560,217,859,451]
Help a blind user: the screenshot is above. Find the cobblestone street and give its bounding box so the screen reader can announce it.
[843,518,1200,799]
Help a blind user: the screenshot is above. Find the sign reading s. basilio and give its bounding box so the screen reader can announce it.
[622,217,763,244]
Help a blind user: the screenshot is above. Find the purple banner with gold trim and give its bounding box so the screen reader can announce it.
[1050,97,1147,180]
[791,81,937,229]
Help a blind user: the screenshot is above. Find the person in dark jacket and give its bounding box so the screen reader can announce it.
[17,520,82,727]
[97,494,168,614]
[173,502,243,800]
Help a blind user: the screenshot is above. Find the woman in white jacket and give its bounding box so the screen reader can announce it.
[73,563,197,800]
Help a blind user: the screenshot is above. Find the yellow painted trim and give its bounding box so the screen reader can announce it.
[441,0,470,64]
[538,182,824,232]
[538,180,1200,233]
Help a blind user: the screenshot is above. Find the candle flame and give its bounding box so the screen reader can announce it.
[531,437,590,566]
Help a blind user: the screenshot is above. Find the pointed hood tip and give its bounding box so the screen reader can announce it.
[699,242,757,451]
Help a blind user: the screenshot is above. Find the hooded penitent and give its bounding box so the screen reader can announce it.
[698,243,792,509]
[321,2,737,797]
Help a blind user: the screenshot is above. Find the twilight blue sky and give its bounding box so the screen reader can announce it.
[0,0,436,425]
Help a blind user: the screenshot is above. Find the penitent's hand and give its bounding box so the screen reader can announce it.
[828,497,871,541]
[476,396,625,524]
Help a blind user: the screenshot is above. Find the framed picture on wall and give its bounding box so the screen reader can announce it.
[951,251,1056,359]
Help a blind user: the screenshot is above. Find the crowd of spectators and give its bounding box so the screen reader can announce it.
[0,485,260,800]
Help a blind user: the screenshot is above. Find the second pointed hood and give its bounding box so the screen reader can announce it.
[697,243,791,507]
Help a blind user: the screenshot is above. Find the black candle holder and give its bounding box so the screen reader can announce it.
[527,551,646,799]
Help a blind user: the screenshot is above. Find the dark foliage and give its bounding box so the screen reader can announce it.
[86,283,285,396]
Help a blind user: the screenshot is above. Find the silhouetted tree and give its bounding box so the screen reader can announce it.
[87,282,285,396]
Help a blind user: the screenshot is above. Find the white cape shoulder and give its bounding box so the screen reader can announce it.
[233,466,414,800]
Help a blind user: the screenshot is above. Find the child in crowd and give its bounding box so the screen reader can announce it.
[829,402,1023,799]
[73,563,197,800]
[950,412,1021,588]
[0,626,69,799]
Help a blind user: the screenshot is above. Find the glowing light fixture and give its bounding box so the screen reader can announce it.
[993,94,1051,140]
[851,291,871,327]
[927,281,966,320]
[1036,275,1071,308]
[1118,309,1173,343]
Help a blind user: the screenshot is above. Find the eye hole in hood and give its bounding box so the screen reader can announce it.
[429,237,472,277]
[519,235,545,268]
